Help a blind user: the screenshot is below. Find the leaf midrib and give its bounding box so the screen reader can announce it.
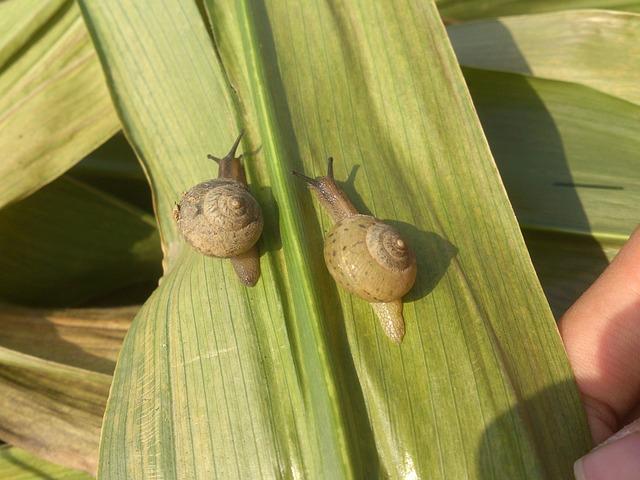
[234,1,356,477]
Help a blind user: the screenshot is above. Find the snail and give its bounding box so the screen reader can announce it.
[173,132,263,286]
[293,158,416,343]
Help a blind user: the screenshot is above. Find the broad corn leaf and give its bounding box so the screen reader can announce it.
[0,0,119,209]
[0,176,161,306]
[78,1,591,478]
[0,445,91,480]
[448,11,640,312]
[436,0,640,21]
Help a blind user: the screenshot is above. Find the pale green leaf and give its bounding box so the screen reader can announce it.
[68,132,153,212]
[437,0,640,21]
[0,305,137,475]
[0,445,91,480]
[79,1,590,479]
[0,305,135,374]
[0,347,109,474]
[448,10,640,105]
[448,12,640,311]
[465,68,639,311]
[0,0,119,209]
[523,230,624,316]
[0,176,161,306]
[0,0,67,67]
[462,68,639,240]
[466,69,640,312]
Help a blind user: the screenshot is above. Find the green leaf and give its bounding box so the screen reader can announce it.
[448,11,640,312]
[524,230,624,316]
[68,133,154,213]
[448,10,640,105]
[80,0,590,478]
[0,0,119,209]
[0,445,92,480]
[0,306,137,475]
[0,304,135,374]
[468,69,638,311]
[0,346,109,474]
[436,0,640,21]
[0,0,67,66]
[0,176,161,306]
[461,68,639,240]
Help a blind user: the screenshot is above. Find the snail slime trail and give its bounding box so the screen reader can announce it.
[174,132,264,286]
[293,158,417,343]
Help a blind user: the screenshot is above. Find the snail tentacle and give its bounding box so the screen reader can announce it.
[291,169,320,187]
[208,130,244,164]
[293,158,358,222]
[326,156,335,179]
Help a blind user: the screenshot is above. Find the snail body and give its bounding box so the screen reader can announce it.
[174,133,263,286]
[293,158,416,343]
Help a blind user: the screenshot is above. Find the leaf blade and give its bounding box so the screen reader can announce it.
[448,12,640,311]
[448,10,640,105]
[0,305,134,374]
[212,1,592,476]
[0,445,92,480]
[78,1,333,478]
[0,176,161,306]
[0,346,110,474]
[437,0,640,21]
[0,0,119,209]
[80,0,591,478]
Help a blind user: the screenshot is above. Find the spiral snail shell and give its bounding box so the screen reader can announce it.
[293,158,416,343]
[174,132,263,286]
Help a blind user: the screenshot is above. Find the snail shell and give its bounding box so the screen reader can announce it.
[292,157,417,343]
[324,215,416,302]
[175,178,263,258]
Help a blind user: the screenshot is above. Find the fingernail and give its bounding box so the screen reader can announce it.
[574,432,640,480]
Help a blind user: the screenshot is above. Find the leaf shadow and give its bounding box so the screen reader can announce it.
[0,303,127,375]
[336,164,372,216]
[251,184,282,254]
[468,21,593,479]
[478,379,591,479]
[460,21,610,318]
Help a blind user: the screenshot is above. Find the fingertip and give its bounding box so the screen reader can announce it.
[560,229,640,430]
[573,432,640,480]
[573,457,587,480]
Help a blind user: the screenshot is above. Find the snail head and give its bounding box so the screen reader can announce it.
[292,157,358,222]
[208,131,246,183]
[291,156,335,187]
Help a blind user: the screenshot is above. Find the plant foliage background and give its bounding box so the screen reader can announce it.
[0,0,638,479]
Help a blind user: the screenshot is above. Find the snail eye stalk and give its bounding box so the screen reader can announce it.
[207,130,245,164]
[291,169,320,187]
[326,157,334,180]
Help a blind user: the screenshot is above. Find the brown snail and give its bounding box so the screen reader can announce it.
[173,132,263,286]
[293,158,416,343]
